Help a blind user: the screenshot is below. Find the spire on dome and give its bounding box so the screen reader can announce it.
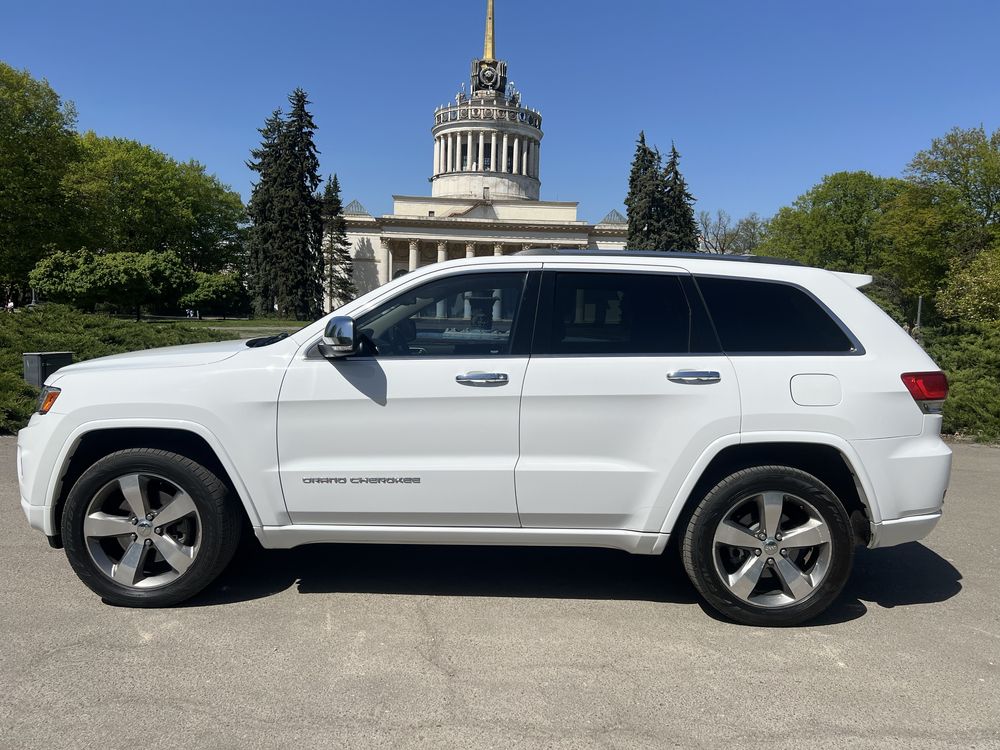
[483,0,496,61]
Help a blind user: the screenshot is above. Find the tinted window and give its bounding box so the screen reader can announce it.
[696,276,855,353]
[541,272,717,355]
[356,271,527,357]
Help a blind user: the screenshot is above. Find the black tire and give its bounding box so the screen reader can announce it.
[681,465,854,626]
[61,448,242,607]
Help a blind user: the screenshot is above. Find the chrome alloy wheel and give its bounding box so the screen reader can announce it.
[712,491,833,608]
[83,473,201,589]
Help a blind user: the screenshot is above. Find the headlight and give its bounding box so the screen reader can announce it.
[36,386,61,414]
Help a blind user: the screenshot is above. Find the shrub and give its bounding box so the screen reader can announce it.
[924,322,1000,442]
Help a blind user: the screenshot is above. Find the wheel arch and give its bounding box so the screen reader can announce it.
[661,434,878,546]
[47,421,262,547]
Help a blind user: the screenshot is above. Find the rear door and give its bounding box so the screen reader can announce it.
[514,264,741,532]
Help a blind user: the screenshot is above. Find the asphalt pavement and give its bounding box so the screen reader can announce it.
[1,437,998,749]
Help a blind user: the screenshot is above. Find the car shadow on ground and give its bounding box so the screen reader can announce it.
[186,539,962,625]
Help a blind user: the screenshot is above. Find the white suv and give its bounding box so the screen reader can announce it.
[17,250,952,625]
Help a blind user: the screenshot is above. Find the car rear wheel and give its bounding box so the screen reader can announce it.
[61,448,241,607]
[681,465,854,626]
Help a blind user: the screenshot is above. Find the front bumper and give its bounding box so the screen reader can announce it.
[17,412,66,538]
[20,494,53,536]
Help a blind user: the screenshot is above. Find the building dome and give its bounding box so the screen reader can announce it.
[430,0,543,201]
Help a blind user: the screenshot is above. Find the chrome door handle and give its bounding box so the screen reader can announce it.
[667,370,721,384]
[456,372,509,385]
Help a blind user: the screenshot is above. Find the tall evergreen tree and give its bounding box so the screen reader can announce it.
[246,108,284,315]
[273,88,324,320]
[322,174,356,307]
[246,91,324,320]
[624,131,664,250]
[661,143,699,252]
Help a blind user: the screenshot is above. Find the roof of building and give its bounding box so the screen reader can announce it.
[599,209,627,225]
[343,199,370,216]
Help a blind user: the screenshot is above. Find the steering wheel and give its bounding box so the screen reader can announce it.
[373,321,415,356]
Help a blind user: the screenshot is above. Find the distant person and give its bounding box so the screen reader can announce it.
[5,299,13,314]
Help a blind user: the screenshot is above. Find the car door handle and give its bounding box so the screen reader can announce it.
[667,370,722,384]
[456,372,509,385]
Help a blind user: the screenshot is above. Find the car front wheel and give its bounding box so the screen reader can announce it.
[681,465,854,626]
[61,448,241,607]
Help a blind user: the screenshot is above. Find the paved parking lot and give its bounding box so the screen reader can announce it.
[1,437,998,749]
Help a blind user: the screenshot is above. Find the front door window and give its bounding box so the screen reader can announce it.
[357,271,527,357]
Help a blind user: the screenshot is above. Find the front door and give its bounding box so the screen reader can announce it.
[278,267,538,526]
[515,266,741,532]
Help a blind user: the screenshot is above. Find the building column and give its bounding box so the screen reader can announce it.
[436,241,449,317]
[477,131,485,172]
[533,140,540,179]
[433,137,441,176]
[380,238,392,285]
[492,242,504,319]
[464,242,475,318]
[501,133,509,173]
[462,131,471,171]
[512,137,520,175]
[451,133,459,171]
[522,141,529,176]
[490,131,497,172]
[408,239,419,272]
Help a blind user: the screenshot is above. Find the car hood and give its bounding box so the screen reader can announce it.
[50,338,249,378]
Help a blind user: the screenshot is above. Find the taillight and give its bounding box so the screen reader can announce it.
[901,371,948,414]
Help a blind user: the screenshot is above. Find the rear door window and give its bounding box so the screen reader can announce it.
[695,276,857,353]
[536,271,719,355]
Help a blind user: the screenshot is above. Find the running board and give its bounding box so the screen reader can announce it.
[256,524,669,555]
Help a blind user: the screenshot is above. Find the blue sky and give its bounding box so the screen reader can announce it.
[3,0,999,224]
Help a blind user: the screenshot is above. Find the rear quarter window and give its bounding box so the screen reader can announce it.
[695,276,857,354]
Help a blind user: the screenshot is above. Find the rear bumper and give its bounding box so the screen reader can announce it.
[850,420,952,524]
[868,511,941,549]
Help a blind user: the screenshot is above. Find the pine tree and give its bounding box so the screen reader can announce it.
[272,89,324,320]
[624,131,665,250]
[322,174,356,308]
[246,109,284,316]
[661,143,699,252]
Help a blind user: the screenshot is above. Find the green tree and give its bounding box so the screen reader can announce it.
[937,245,1000,322]
[246,90,325,320]
[246,109,285,316]
[760,171,906,272]
[731,212,768,254]
[660,144,699,252]
[29,248,194,319]
[907,125,1000,229]
[60,133,244,270]
[321,174,356,307]
[273,89,324,320]
[0,63,78,301]
[624,132,664,250]
[180,271,250,317]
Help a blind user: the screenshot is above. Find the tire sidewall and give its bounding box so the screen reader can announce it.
[62,450,234,607]
[683,466,854,627]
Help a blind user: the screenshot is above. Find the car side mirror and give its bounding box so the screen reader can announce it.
[317,316,357,359]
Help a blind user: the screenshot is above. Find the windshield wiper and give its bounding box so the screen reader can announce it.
[245,332,289,348]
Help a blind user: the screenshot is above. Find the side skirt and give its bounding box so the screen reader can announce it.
[255,524,669,555]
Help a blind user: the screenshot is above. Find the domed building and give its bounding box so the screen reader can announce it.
[339,0,626,301]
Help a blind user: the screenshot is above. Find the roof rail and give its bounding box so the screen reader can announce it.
[514,248,804,267]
